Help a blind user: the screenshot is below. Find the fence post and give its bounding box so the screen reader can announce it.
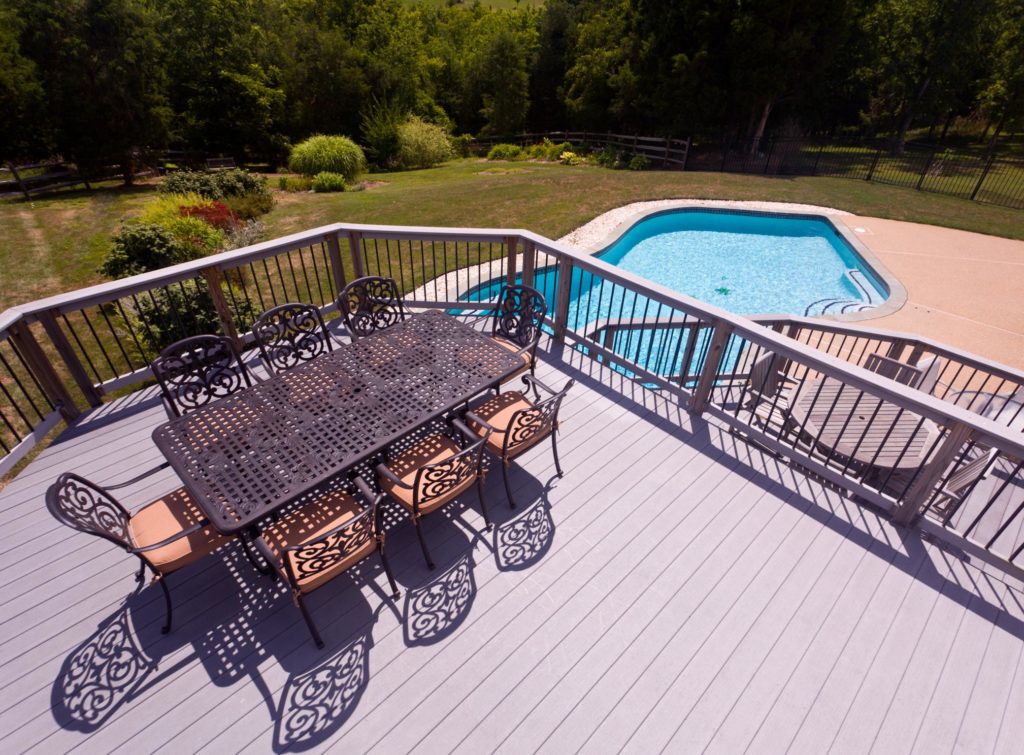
[347,231,366,278]
[663,137,671,167]
[520,237,536,288]
[504,235,519,286]
[8,163,31,200]
[763,138,775,174]
[552,256,573,342]
[812,143,825,175]
[324,231,347,299]
[200,266,242,350]
[687,321,733,415]
[7,320,81,421]
[916,148,937,190]
[37,310,103,407]
[866,147,883,181]
[891,422,975,525]
[681,137,691,171]
[969,154,996,201]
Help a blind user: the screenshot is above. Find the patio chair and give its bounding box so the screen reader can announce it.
[465,375,573,509]
[151,334,255,418]
[744,352,799,434]
[377,420,490,569]
[883,447,997,519]
[45,464,231,634]
[864,352,923,387]
[336,276,406,338]
[251,302,341,375]
[256,477,399,649]
[915,355,942,394]
[488,284,547,391]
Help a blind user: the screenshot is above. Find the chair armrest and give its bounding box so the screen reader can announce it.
[375,462,412,489]
[255,537,283,571]
[129,520,209,554]
[522,374,557,396]
[105,461,172,490]
[352,475,382,506]
[452,417,487,444]
[464,410,498,433]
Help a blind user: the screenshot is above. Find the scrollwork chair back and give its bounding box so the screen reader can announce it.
[252,302,334,374]
[151,334,252,418]
[492,284,547,351]
[336,276,406,338]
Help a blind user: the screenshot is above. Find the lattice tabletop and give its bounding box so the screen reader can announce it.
[153,312,523,534]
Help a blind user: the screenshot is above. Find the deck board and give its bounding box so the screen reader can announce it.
[1,338,1024,753]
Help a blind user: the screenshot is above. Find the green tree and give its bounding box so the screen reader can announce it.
[0,1,46,161]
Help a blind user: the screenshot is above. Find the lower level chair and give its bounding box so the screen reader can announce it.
[376,419,489,569]
[256,477,399,648]
[45,464,231,634]
[465,374,574,509]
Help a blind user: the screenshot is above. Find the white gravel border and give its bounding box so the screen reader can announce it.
[557,199,852,252]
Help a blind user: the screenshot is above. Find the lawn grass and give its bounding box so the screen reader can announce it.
[2,159,1022,315]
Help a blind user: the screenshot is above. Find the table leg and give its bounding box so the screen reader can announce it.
[240,532,277,580]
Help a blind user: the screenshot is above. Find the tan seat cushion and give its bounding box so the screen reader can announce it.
[467,391,551,459]
[379,434,477,514]
[491,336,532,381]
[259,490,375,593]
[129,488,229,574]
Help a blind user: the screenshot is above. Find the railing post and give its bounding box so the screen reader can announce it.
[891,422,975,525]
[347,231,366,278]
[7,320,81,421]
[969,154,995,201]
[687,321,733,414]
[200,266,242,350]
[886,338,908,360]
[520,237,536,288]
[552,256,573,342]
[325,231,347,298]
[916,148,937,190]
[866,147,883,181]
[504,235,519,287]
[37,310,102,407]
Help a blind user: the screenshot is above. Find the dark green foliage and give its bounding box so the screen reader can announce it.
[311,172,348,192]
[487,143,525,160]
[100,223,197,279]
[628,155,651,171]
[361,98,405,168]
[222,191,275,220]
[451,134,475,157]
[159,169,268,200]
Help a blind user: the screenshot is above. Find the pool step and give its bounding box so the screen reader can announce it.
[803,297,878,317]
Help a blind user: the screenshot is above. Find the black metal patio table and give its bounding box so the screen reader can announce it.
[152,310,524,535]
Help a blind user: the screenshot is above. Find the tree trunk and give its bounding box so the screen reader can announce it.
[938,110,955,144]
[894,76,931,155]
[749,100,773,155]
[120,155,135,186]
[986,115,1005,152]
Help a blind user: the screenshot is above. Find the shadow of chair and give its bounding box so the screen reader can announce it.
[493,496,556,571]
[403,552,477,646]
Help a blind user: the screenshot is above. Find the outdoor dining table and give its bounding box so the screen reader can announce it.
[152,310,525,535]
[788,375,943,471]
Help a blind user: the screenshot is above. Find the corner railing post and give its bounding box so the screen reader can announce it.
[7,320,81,421]
[325,231,347,299]
[552,256,573,342]
[520,237,536,288]
[37,310,103,407]
[200,266,242,351]
[687,321,733,414]
[504,235,519,287]
[892,421,975,525]
[347,230,366,278]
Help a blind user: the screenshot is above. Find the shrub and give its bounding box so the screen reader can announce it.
[559,151,583,166]
[180,201,237,230]
[595,147,623,168]
[361,99,405,168]
[223,191,275,219]
[224,219,266,250]
[160,169,267,200]
[549,141,573,161]
[162,216,225,257]
[138,192,211,227]
[288,135,366,180]
[132,280,255,353]
[628,155,651,171]
[451,134,474,158]
[100,223,192,278]
[311,171,348,192]
[396,116,453,169]
[487,143,524,161]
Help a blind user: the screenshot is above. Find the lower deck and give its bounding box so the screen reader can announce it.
[1,336,1023,753]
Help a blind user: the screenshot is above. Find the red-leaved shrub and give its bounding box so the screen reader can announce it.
[180,201,238,230]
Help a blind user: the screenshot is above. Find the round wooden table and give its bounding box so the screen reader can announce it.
[789,376,942,470]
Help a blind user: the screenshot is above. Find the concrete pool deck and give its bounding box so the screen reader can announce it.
[560,201,1024,372]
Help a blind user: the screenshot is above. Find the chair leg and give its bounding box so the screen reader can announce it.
[157,575,173,634]
[551,431,564,478]
[296,593,324,649]
[502,461,517,509]
[477,475,492,530]
[378,548,401,599]
[413,517,435,570]
[135,556,147,584]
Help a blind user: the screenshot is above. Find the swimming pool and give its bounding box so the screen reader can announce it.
[460,209,894,381]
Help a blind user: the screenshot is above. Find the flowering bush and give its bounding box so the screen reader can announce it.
[180,201,237,229]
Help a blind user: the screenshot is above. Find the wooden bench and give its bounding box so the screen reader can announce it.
[205,157,237,171]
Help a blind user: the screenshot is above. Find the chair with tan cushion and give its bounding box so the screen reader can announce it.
[465,375,573,509]
[376,419,489,569]
[488,284,547,391]
[46,464,230,634]
[251,301,342,375]
[151,334,255,418]
[256,477,399,648]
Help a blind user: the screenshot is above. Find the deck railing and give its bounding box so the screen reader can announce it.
[1,223,1022,580]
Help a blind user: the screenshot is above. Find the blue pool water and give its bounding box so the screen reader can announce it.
[461,210,888,381]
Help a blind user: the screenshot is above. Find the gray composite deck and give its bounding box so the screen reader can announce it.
[1,335,1023,754]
